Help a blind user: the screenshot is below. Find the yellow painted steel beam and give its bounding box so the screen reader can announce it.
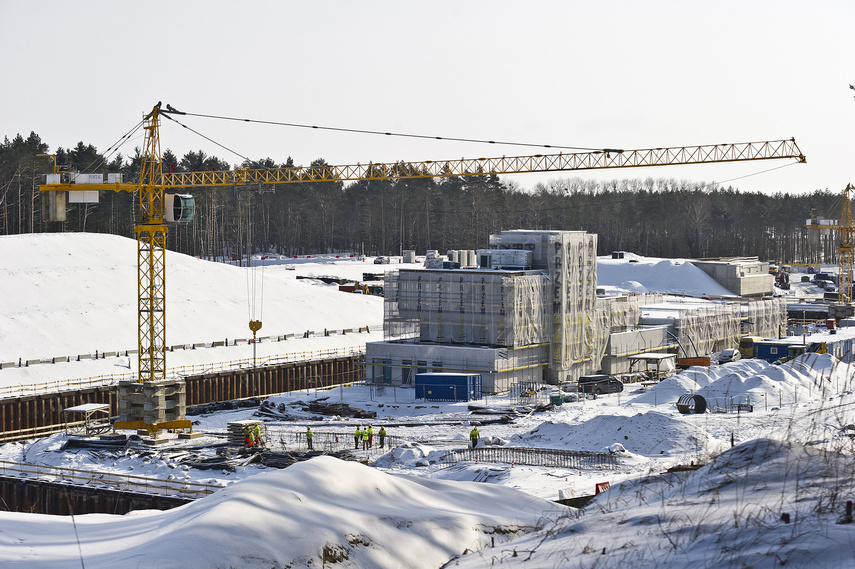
[161,138,806,188]
[38,138,806,194]
[136,225,167,383]
[135,104,168,384]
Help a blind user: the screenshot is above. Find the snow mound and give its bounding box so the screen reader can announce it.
[597,255,735,297]
[0,233,383,359]
[617,280,648,293]
[511,411,710,457]
[452,438,855,569]
[0,455,564,569]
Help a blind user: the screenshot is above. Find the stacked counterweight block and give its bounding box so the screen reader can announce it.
[118,379,187,424]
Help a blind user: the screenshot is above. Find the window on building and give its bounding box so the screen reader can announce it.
[383,359,392,383]
[432,361,442,372]
[417,361,427,375]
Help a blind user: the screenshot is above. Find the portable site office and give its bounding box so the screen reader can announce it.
[415,372,482,402]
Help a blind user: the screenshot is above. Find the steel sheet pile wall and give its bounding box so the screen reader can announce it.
[0,476,190,515]
[384,269,548,348]
[0,356,362,442]
[0,386,118,440]
[183,356,363,406]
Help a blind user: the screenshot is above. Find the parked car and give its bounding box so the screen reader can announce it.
[813,273,835,286]
[577,374,624,395]
[719,348,741,363]
[373,256,390,264]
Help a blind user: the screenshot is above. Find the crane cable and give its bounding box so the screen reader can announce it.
[246,261,265,323]
[161,112,259,167]
[74,118,146,176]
[158,104,801,191]
[163,105,621,153]
[244,200,264,328]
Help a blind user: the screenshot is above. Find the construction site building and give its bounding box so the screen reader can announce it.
[690,258,775,297]
[366,230,787,394]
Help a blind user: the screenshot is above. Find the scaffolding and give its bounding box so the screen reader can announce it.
[383,269,549,348]
[675,297,786,356]
[547,232,600,381]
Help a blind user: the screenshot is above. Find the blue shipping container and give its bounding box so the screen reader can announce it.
[753,340,795,362]
[415,373,482,402]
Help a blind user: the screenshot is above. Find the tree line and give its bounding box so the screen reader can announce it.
[0,131,843,265]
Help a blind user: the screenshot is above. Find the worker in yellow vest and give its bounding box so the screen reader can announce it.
[306,426,314,450]
[362,425,370,450]
[469,426,480,449]
[378,426,387,449]
[354,426,362,449]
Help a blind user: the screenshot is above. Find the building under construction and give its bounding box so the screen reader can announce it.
[366,230,786,393]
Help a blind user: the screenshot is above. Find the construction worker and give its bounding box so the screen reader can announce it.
[367,424,374,448]
[243,424,254,448]
[378,426,387,449]
[469,426,480,449]
[354,426,362,449]
[362,425,370,450]
[253,423,262,448]
[306,426,314,450]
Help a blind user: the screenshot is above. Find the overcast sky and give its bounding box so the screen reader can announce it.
[2,0,853,195]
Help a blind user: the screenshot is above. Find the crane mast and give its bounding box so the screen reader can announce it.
[839,184,854,304]
[136,106,168,383]
[805,183,855,305]
[37,103,807,434]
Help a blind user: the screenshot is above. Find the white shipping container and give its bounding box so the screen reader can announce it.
[74,173,103,184]
[68,191,100,204]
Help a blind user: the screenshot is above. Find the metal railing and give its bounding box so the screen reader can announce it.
[0,345,367,397]
[0,460,223,499]
[0,422,89,444]
[254,429,619,471]
[438,446,619,470]
[261,428,402,456]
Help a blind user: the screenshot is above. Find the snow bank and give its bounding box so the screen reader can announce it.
[451,438,855,569]
[0,233,383,360]
[0,455,565,569]
[597,255,735,297]
[510,410,710,457]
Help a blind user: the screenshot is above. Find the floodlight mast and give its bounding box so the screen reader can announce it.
[37,102,807,401]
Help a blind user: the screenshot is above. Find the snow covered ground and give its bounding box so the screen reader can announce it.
[1,233,853,568]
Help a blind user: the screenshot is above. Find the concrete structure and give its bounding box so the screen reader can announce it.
[366,231,787,394]
[690,258,774,297]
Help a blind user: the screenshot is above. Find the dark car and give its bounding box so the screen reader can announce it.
[577,374,624,395]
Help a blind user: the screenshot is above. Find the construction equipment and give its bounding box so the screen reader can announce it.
[806,183,855,304]
[37,102,806,431]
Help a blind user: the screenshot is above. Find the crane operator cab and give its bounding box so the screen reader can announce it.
[164,193,195,223]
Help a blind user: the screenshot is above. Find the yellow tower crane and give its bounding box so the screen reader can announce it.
[38,102,806,432]
[806,183,855,305]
